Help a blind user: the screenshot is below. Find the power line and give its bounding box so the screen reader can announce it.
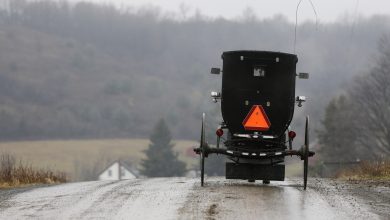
[294,0,319,53]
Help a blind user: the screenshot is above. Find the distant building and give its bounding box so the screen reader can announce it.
[98,160,138,181]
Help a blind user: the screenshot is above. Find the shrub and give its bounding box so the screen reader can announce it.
[336,160,390,180]
[0,154,66,187]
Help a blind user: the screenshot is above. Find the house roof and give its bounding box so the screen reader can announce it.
[98,160,138,178]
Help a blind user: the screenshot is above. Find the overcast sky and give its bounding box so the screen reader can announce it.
[76,0,390,22]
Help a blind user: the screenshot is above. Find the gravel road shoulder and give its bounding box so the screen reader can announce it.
[310,178,390,219]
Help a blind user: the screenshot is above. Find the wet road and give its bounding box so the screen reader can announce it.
[0,178,386,219]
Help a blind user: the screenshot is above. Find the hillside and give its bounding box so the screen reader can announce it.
[0,1,389,142]
[0,23,210,140]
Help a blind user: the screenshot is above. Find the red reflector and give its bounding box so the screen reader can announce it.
[288,131,296,139]
[242,105,271,131]
[216,128,224,137]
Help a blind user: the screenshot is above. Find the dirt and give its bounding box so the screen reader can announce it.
[206,204,219,220]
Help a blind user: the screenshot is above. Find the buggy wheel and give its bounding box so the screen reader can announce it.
[200,151,205,186]
[199,113,208,187]
[303,116,309,190]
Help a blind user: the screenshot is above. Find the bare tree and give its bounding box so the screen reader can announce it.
[348,36,390,158]
[319,37,390,161]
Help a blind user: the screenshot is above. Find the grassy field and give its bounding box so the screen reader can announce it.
[0,139,305,181]
[0,139,199,181]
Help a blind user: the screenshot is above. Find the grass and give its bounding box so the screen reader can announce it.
[0,154,66,188]
[0,139,198,181]
[336,160,390,180]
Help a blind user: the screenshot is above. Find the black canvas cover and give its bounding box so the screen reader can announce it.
[221,51,298,138]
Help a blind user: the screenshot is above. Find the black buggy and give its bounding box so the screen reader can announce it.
[194,51,315,189]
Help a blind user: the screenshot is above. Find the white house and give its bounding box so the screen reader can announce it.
[98,161,138,181]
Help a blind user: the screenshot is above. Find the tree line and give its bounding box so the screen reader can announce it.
[0,0,388,146]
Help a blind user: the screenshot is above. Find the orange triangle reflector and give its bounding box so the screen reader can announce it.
[242,105,271,131]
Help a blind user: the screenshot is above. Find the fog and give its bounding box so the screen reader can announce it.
[71,0,390,22]
[0,0,389,180]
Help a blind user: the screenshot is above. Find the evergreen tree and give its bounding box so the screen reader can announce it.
[141,119,186,177]
[318,95,360,161]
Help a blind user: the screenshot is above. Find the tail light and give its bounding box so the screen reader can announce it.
[288,131,296,140]
[216,128,224,137]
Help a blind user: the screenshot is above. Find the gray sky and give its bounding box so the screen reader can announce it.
[78,0,390,22]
